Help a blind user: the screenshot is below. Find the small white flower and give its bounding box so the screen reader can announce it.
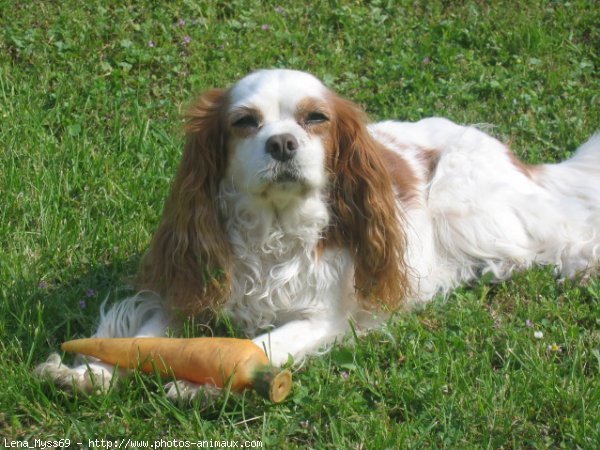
[534,331,544,339]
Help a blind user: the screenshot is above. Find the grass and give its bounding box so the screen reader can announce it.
[1,0,599,447]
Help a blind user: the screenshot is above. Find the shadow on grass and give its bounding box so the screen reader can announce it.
[8,254,143,365]
[20,253,234,367]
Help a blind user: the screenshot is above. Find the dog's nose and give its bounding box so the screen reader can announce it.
[265,133,299,162]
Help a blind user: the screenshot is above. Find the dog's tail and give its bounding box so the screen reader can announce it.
[539,133,600,205]
[566,133,600,168]
[536,133,600,276]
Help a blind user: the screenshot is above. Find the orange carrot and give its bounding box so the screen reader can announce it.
[61,337,292,402]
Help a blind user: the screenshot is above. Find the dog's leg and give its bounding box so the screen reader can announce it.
[161,317,351,401]
[252,317,350,366]
[163,380,222,403]
[35,292,168,393]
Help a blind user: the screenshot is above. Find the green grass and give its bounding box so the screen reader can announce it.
[1,0,599,447]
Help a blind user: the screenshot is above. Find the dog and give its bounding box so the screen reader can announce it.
[36,69,600,399]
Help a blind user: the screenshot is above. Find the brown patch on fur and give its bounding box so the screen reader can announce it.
[378,146,420,204]
[323,92,411,310]
[314,239,327,263]
[420,148,442,181]
[373,129,441,186]
[135,89,232,319]
[505,146,539,178]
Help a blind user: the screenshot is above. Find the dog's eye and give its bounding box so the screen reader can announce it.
[232,115,260,128]
[305,112,329,125]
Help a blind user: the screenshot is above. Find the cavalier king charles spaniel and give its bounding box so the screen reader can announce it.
[37,69,600,399]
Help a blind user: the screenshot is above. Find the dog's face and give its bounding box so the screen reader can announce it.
[225,70,333,204]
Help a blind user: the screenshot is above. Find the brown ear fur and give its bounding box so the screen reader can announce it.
[135,89,231,318]
[327,94,410,310]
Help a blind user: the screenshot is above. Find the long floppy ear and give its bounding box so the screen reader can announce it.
[328,94,410,310]
[136,89,231,318]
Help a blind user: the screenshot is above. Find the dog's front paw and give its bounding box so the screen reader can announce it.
[164,380,221,404]
[35,352,116,393]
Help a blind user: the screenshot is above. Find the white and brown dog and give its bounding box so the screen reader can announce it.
[37,69,600,398]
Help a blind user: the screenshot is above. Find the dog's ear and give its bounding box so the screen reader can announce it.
[136,89,231,317]
[327,94,410,310]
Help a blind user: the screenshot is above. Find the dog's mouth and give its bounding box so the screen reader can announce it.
[272,168,301,184]
[262,162,306,186]
[254,163,315,201]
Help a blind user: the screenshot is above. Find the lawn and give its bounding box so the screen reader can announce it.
[1,0,599,448]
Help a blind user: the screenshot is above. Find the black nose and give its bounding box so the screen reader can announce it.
[265,133,299,162]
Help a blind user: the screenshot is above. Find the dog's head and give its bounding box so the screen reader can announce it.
[137,69,409,315]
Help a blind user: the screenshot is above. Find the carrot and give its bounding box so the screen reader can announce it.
[61,337,292,403]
